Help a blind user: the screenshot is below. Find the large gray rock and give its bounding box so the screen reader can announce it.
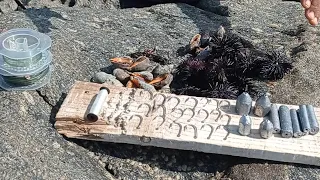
[0,1,320,179]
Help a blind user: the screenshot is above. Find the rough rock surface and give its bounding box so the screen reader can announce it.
[0,0,18,13]
[0,0,320,179]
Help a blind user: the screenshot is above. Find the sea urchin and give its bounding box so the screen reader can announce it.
[258,50,293,81]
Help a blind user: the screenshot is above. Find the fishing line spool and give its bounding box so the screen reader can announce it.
[0,28,53,90]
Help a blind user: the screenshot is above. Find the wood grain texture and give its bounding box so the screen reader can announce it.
[55,81,320,166]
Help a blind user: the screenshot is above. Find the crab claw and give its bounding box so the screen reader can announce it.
[110,56,134,69]
[189,34,201,51]
[130,76,156,92]
[148,73,173,89]
[126,80,138,88]
[128,56,151,72]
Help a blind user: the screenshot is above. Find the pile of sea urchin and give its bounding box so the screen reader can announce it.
[171,26,293,100]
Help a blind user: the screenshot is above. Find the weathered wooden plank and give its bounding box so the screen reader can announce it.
[55,81,320,166]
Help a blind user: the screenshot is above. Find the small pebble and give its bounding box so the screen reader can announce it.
[98,161,106,167]
[269,23,281,29]
[88,152,95,157]
[167,162,173,167]
[143,164,151,171]
[66,151,75,156]
[187,167,192,171]
[175,175,181,180]
[52,142,60,149]
[171,158,177,163]
[164,156,169,162]
[161,153,166,159]
[153,166,159,172]
[130,161,136,166]
[101,156,108,163]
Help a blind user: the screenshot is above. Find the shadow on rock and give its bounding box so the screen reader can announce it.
[50,92,68,125]
[70,139,237,178]
[22,7,69,33]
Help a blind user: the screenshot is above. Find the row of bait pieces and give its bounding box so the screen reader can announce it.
[235,92,319,139]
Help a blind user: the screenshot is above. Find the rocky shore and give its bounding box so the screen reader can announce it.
[1,0,320,179]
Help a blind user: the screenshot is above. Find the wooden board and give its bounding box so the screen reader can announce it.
[55,81,320,166]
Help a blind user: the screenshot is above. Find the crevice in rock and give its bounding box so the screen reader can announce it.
[36,90,54,107]
[14,0,26,9]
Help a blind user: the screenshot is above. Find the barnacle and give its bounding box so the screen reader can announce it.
[258,50,293,81]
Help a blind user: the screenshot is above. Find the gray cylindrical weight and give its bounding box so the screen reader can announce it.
[259,118,274,139]
[279,105,293,138]
[290,109,303,138]
[306,105,319,135]
[254,94,271,117]
[238,115,252,136]
[269,104,281,134]
[298,105,311,134]
[236,92,252,115]
[87,87,110,122]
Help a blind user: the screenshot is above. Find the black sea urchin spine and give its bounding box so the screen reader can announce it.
[258,50,293,81]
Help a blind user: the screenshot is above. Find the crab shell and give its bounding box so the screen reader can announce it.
[148,73,173,89]
[130,76,156,92]
[110,56,134,69]
[128,56,151,72]
[189,34,201,51]
[126,80,138,88]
